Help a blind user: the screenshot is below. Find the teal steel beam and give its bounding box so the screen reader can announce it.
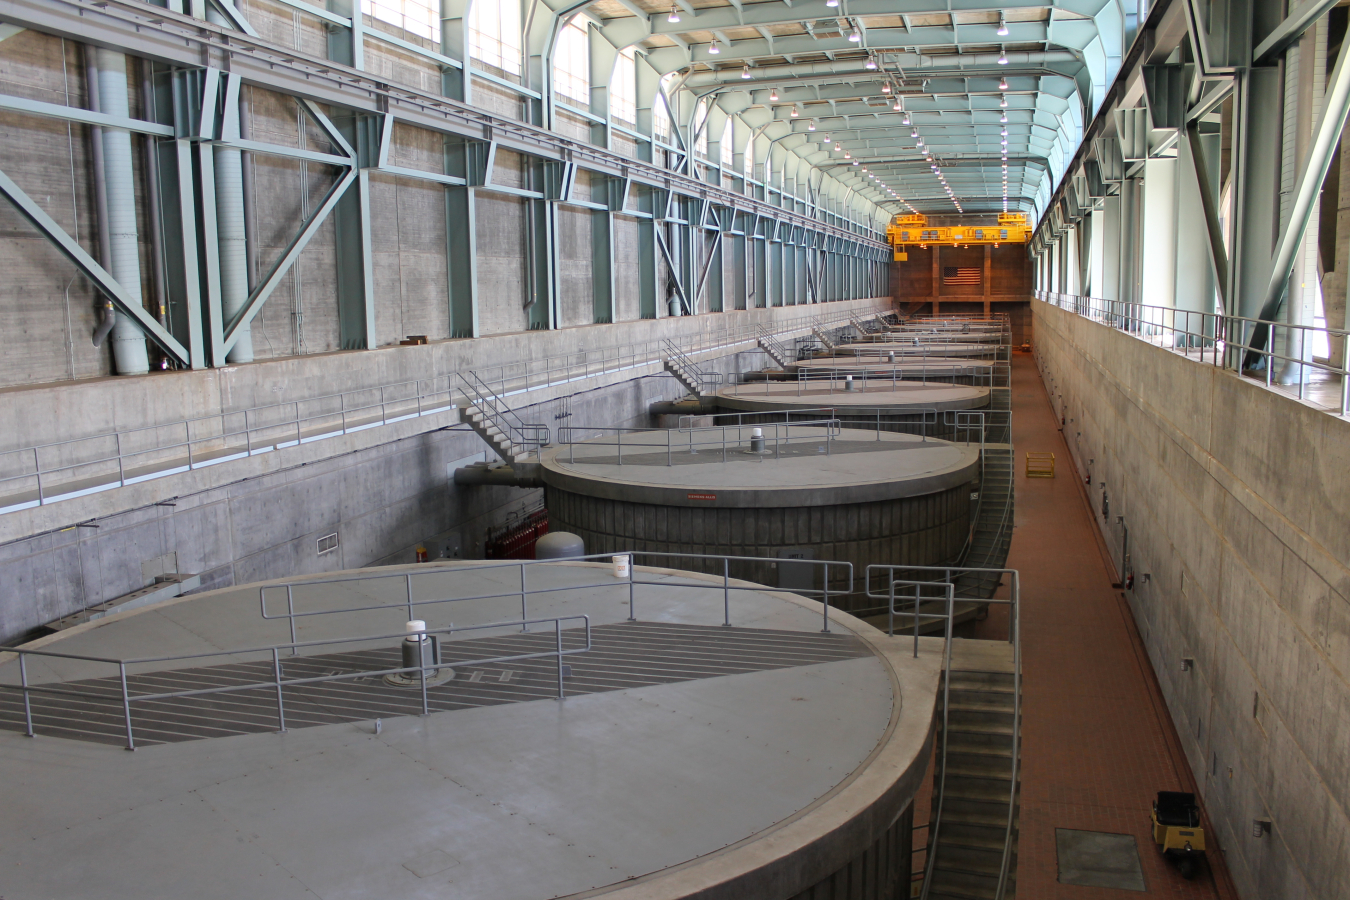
[0,165,192,365]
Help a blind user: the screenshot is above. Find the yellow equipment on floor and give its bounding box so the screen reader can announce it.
[1025,452,1055,478]
[1152,791,1206,879]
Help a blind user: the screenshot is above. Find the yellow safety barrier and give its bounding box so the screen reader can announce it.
[1025,452,1055,478]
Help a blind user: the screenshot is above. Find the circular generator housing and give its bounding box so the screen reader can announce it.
[824,341,998,359]
[542,426,979,614]
[789,356,998,386]
[713,381,990,439]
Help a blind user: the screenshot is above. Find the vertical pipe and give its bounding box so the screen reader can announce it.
[204,19,253,362]
[139,61,168,330]
[95,48,150,375]
[238,86,259,291]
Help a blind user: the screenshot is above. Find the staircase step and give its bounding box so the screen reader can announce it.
[940,802,1015,829]
[948,693,1017,714]
[939,822,1014,852]
[933,843,1006,877]
[925,868,1000,900]
[940,776,1017,804]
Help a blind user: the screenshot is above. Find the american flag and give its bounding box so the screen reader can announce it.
[943,266,982,285]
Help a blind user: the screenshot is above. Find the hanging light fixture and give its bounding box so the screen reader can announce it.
[822,133,831,142]
[825,0,838,7]
[1000,95,1008,107]
[848,26,861,42]
[808,120,816,131]
[999,76,1008,90]
[910,128,918,138]
[741,64,751,79]
[902,113,911,125]
[1000,112,1007,123]
[865,54,877,70]
[998,48,1008,65]
[844,151,851,158]
[708,40,720,54]
[893,99,904,111]
[667,4,680,23]
[770,87,779,101]
[790,104,799,117]
[997,13,1008,36]
[834,142,842,151]
[882,82,891,93]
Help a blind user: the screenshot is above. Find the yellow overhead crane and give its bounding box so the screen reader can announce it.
[887,213,1031,260]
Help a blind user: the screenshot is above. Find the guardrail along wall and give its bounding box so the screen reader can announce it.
[1032,298,1350,900]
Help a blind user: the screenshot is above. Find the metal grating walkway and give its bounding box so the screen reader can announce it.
[0,622,870,748]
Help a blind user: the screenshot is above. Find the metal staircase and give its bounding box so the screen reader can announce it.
[662,339,722,396]
[953,399,1013,601]
[458,372,550,463]
[923,639,1021,900]
[810,323,837,351]
[755,325,793,369]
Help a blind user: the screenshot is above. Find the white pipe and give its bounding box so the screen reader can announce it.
[95,48,150,375]
[215,134,253,362]
[207,8,253,363]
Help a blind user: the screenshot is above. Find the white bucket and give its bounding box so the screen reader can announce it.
[613,554,632,578]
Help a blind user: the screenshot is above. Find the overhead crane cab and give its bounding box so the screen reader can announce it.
[887,212,1031,260]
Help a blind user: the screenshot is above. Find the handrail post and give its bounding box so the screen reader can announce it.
[119,662,135,751]
[627,554,636,621]
[286,585,298,656]
[820,562,830,633]
[272,647,287,732]
[722,558,731,626]
[556,621,565,700]
[887,577,895,638]
[19,652,33,737]
[519,563,528,633]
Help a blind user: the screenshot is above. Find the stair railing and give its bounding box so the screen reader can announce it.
[458,371,550,457]
[754,324,792,368]
[660,338,723,394]
[865,565,1021,900]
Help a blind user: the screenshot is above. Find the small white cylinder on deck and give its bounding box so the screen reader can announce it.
[613,555,631,578]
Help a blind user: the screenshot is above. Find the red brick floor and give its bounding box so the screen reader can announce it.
[914,353,1240,898]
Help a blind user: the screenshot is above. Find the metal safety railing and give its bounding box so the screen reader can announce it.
[255,552,853,643]
[0,375,458,514]
[672,406,946,442]
[865,565,1021,900]
[2,552,857,750]
[0,304,885,515]
[556,418,846,465]
[1036,290,1350,416]
[2,614,592,750]
[661,337,724,394]
[458,370,550,455]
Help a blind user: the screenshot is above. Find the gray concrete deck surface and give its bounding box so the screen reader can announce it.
[717,381,990,412]
[540,428,981,507]
[0,562,942,900]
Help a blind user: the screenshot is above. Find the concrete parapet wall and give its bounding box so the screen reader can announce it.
[0,337,776,643]
[1031,298,1350,900]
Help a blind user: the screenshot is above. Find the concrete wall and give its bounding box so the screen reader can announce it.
[0,340,774,643]
[1032,298,1350,900]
